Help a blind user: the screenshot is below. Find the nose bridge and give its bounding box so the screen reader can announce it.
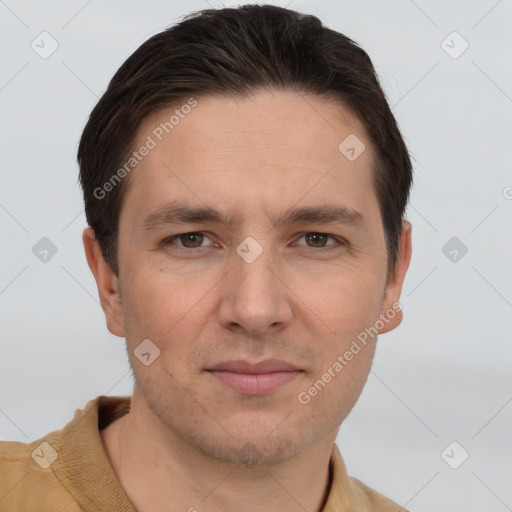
[235,239,275,297]
[218,235,292,334]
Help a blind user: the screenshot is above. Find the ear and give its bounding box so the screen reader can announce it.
[82,227,125,337]
[378,220,412,334]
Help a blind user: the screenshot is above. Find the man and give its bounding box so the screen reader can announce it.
[0,4,412,511]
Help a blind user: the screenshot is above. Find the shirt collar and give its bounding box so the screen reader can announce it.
[51,395,361,512]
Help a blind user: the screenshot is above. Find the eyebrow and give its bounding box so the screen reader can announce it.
[141,201,366,231]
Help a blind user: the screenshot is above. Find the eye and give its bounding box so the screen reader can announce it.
[164,232,214,249]
[294,232,344,249]
[162,231,345,252]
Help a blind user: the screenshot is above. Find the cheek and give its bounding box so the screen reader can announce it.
[300,282,378,405]
[298,272,382,386]
[296,340,376,432]
[303,267,382,330]
[120,268,215,371]
[122,258,201,323]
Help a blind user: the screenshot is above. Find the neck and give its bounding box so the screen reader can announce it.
[101,389,337,512]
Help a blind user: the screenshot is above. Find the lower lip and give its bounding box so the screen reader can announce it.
[208,370,302,395]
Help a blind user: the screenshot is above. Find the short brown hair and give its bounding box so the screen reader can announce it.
[78,4,413,280]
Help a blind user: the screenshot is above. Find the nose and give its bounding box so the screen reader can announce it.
[217,243,293,337]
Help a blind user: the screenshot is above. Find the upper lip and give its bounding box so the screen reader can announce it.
[207,359,301,374]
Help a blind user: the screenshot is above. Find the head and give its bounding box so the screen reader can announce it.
[80,5,412,466]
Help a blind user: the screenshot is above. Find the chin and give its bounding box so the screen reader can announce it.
[197,432,303,467]
[135,375,332,467]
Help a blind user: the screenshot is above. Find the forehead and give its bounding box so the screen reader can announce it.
[138,90,368,161]
[120,90,377,226]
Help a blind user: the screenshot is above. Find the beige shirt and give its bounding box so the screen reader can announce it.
[0,396,406,511]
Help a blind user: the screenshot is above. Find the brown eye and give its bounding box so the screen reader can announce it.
[180,233,204,248]
[305,233,329,247]
[165,232,212,249]
[295,232,342,249]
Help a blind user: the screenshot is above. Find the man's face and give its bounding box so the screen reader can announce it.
[99,90,409,465]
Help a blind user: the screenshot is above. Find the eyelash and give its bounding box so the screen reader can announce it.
[162,232,346,251]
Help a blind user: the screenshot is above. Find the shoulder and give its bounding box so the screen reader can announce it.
[0,434,80,511]
[348,476,409,512]
[328,443,407,512]
[0,395,125,511]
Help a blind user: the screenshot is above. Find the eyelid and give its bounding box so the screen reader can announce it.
[293,232,345,248]
[164,232,215,248]
[163,231,346,250]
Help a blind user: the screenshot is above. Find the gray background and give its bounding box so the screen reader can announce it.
[1,0,511,510]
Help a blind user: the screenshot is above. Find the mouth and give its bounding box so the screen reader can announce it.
[205,359,304,395]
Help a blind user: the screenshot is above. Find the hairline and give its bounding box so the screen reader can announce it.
[110,88,395,282]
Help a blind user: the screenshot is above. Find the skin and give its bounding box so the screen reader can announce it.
[83,89,412,512]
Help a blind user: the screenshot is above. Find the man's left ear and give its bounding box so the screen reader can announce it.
[378,220,412,334]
